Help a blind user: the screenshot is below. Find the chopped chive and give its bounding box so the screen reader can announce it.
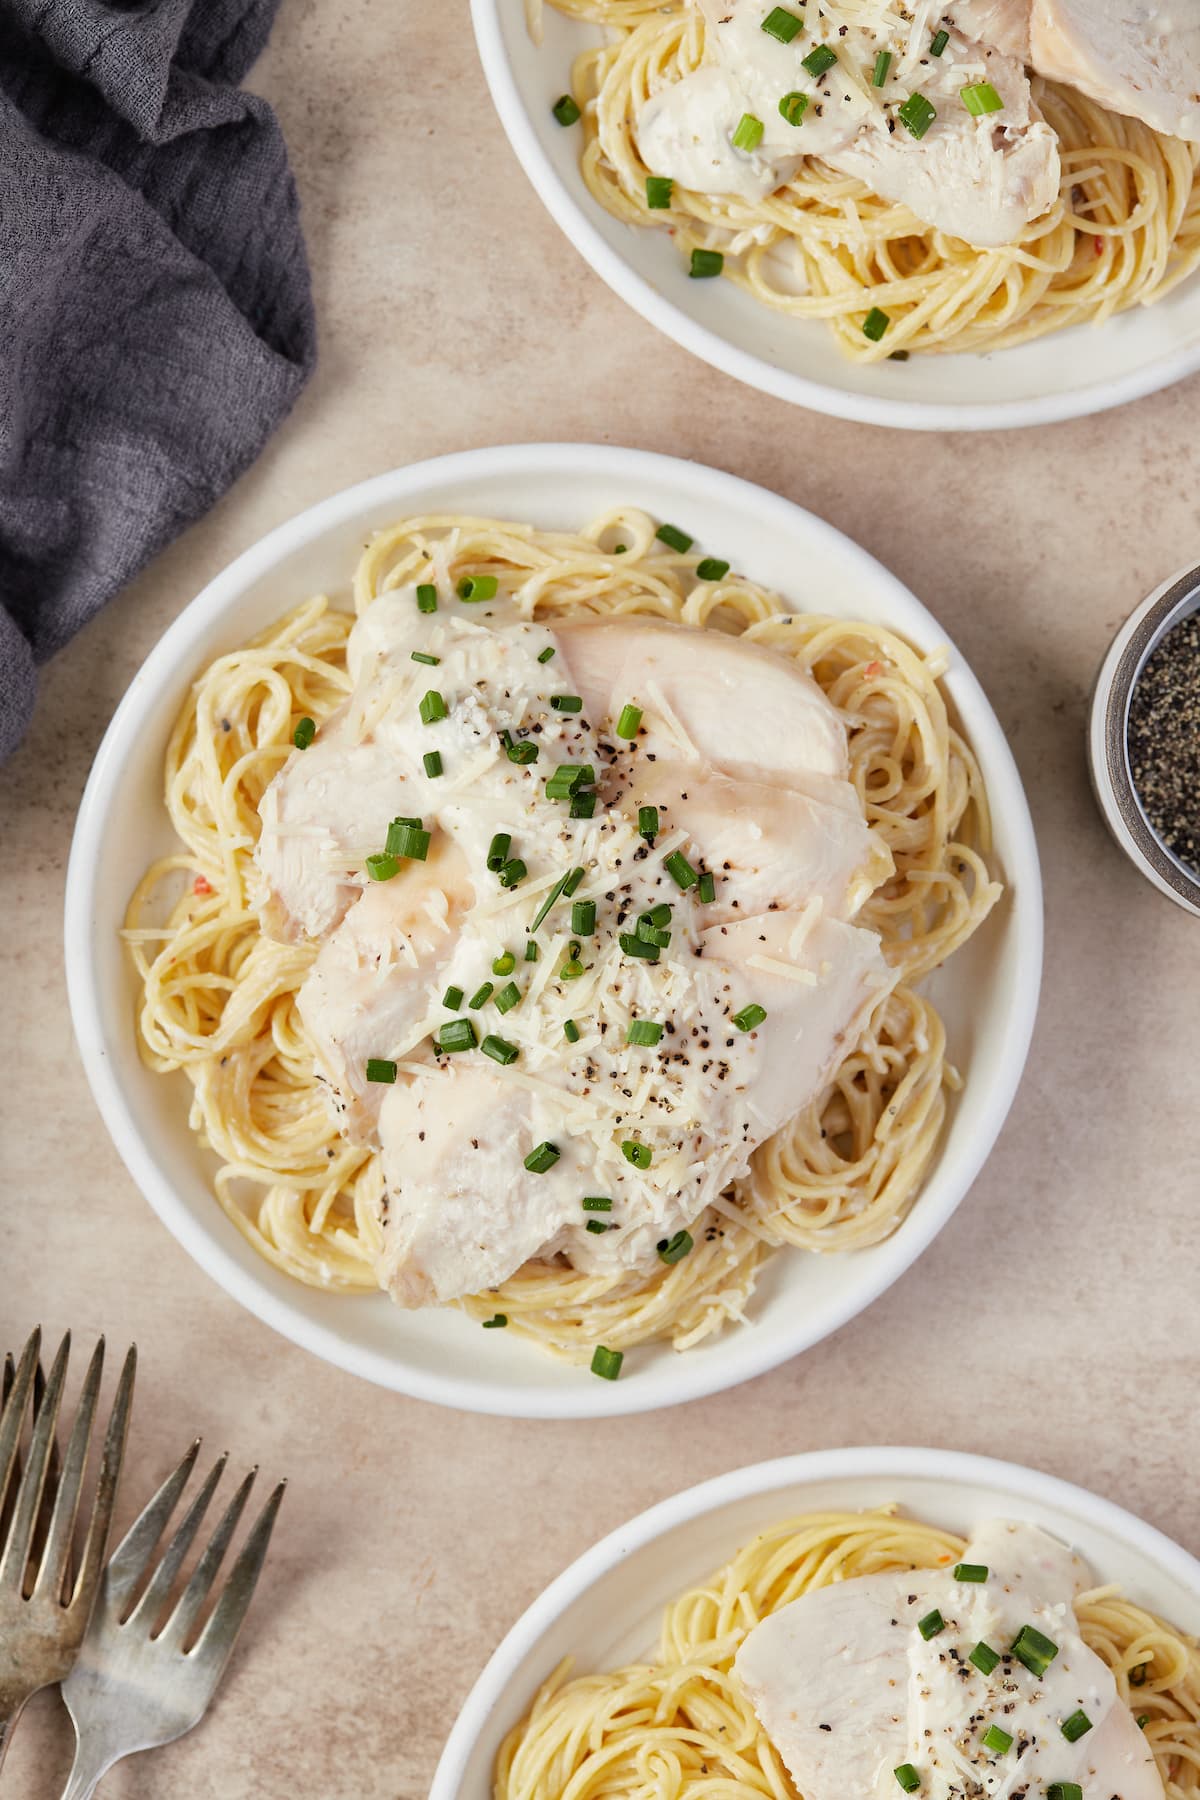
[732,112,764,152]
[1130,1663,1149,1687]
[863,307,890,342]
[494,982,522,1014]
[1060,1711,1092,1744]
[586,1219,608,1234]
[416,584,438,614]
[1011,1624,1058,1677]
[492,951,516,976]
[1048,1787,1083,1800]
[438,1018,477,1054]
[646,175,674,209]
[551,694,583,713]
[458,574,498,602]
[469,982,494,1010]
[545,763,592,800]
[293,716,316,749]
[385,815,421,850]
[524,941,539,963]
[697,871,716,904]
[482,1312,507,1328]
[366,852,400,882]
[918,1609,945,1641]
[622,1140,652,1169]
[443,985,464,1011]
[552,93,581,126]
[419,689,448,724]
[873,48,892,85]
[981,1725,1012,1756]
[570,789,597,819]
[801,43,837,77]
[655,522,693,553]
[582,1196,613,1212]
[531,867,584,930]
[563,867,585,896]
[388,822,430,862]
[571,899,597,936]
[591,1345,623,1380]
[636,920,671,949]
[524,1141,560,1174]
[423,750,443,778]
[365,1058,397,1084]
[559,958,585,980]
[696,557,730,579]
[894,1769,921,1795]
[507,739,539,765]
[638,805,659,839]
[563,1018,581,1043]
[761,5,802,42]
[481,1034,519,1065]
[969,1641,1000,1675]
[664,850,698,890]
[619,932,660,962]
[657,1229,692,1264]
[688,248,724,279]
[628,1019,663,1047]
[961,80,1004,116]
[537,645,556,663]
[487,832,512,872]
[930,27,949,54]
[411,650,440,666]
[616,703,643,739]
[897,92,937,138]
[889,349,911,362]
[645,902,672,927]
[497,858,527,889]
[733,1002,767,1032]
[778,91,808,126]
[1137,1717,1150,1730]
[954,1563,988,1584]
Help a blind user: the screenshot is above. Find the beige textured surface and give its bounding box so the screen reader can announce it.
[3,4,1200,1796]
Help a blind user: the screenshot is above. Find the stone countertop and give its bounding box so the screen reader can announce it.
[3,4,1199,1796]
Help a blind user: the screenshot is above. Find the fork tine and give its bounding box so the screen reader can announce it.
[0,1329,40,1521]
[190,1480,285,1678]
[34,1337,104,1603]
[159,1467,257,1651]
[0,1333,69,1592]
[102,1434,200,1613]
[72,1343,136,1611]
[125,1453,227,1632]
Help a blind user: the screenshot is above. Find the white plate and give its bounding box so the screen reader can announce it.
[471,1,1200,431]
[431,1446,1200,1797]
[65,444,1041,1417]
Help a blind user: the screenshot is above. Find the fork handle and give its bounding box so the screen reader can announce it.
[0,1700,28,1775]
[58,1740,119,1800]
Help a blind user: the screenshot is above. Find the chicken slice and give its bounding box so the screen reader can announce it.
[1030,0,1200,144]
[950,0,1032,60]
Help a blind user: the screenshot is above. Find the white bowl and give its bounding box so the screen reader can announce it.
[65,444,1041,1417]
[431,1445,1200,1797]
[471,1,1200,431]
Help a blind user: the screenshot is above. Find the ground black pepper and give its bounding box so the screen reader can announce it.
[1127,611,1200,875]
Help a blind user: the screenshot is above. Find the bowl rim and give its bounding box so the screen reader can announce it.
[64,442,1043,1417]
[469,0,1200,433]
[429,1444,1200,1798]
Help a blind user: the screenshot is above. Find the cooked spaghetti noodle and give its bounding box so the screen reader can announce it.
[538,0,1200,360]
[496,1508,1200,1799]
[125,509,999,1359]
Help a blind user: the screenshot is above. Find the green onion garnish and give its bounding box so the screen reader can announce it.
[416,584,438,614]
[497,858,527,889]
[492,951,516,976]
[644,902,672,927]
[696,557,730,579]
[438,1018,477,1054]
[954,1563,988,1583]
[385,816,421,851]
[627,1020,663,1047]
[622,1140,652,1169]
[559,958,584,980]
[1130,1663,1149,1687]
[591,1345,623,1380]
[732,112,764,152]
[423,750,443,778]
[365,852,399,882]
[531,867,584,930]
[551,694,583,713]
[1011,1624,1058,1677]
[897,92,937,138]
[570,790,597,819]
[930,27,949,55]
[863,307,890,342]
[779,91,808,126]
[689,248,724,279]
[487,833,512,872]
[563,868,584,897]
[982,1725,1012,1756]
[537,645,556,664]
[638,805,659,839]
[646,175,674,209]
[655,523,693,552]
[482,1313,508,1328]
[969,1641,1000,1675]
[733,1003,767,1033]
[571,900,596,936]
[917,1609,945,1641]
[961,80,1003,115]
[563,1018,581,1043]
[582,1197,612,1212]
[545,763,592,800]
[524,1141,560,1174]
[443,985,464,1011]
[802,43,837,77]
[525,941,539,962]
[387,822,430,862]
[761,5,802,42]
[636,919,671,949]
[468,983,493,1010]
[1048,1786,1083,1800]
[494,982,522,1014]
[507,739,539,765]
[411,650,440,666]
[552,93,581,126]
[458,575,498,602]
[1138,1717,1150,1729]
[419,690,448,724]
[585,1219,608,1234]
[697,871,716,904]
[657,1230,692,1264]
[481,1034,519,1066]
[365,1058,397,1084]
[894,1769,921,1795]
[293,716,316,749]
[1061,1711,1092,1744]
[615,703,643,739]
[664,851,699,890]
[873,49,892,86]
[619,932,660,962]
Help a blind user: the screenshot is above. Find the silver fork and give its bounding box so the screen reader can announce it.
[59,1439,285,1798]
[0,1329,136,1772]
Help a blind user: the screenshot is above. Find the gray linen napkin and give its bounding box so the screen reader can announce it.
[0,0,316,760]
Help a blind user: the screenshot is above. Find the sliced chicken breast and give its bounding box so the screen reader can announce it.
[951,0,1032,60]
[1030,0,1200,143]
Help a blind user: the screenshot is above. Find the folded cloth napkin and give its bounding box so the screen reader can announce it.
[0,0,316,761]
